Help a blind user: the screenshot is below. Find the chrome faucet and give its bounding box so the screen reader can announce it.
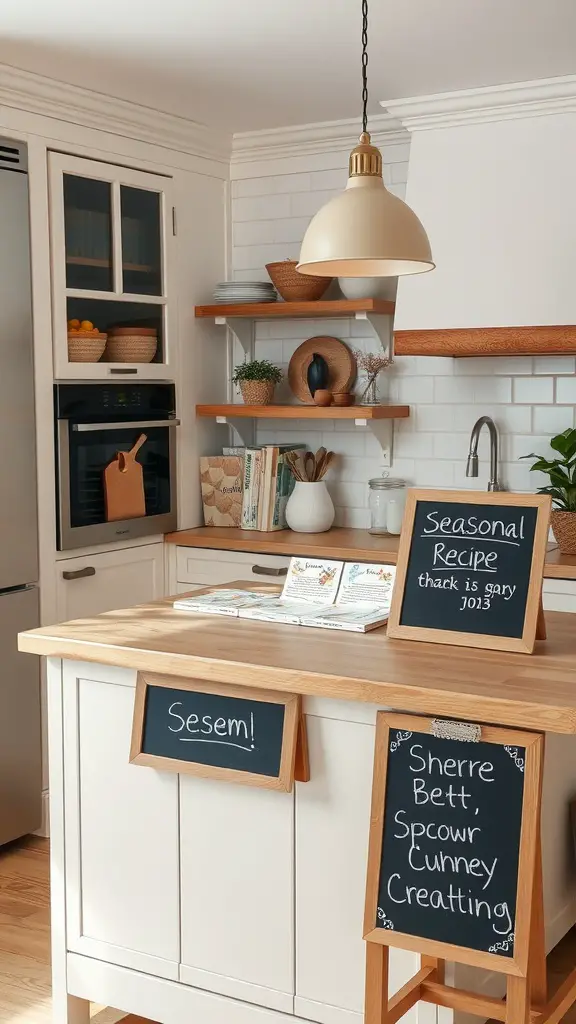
[466,416,503,491]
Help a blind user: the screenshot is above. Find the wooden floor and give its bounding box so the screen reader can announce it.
[0,836,574,1024]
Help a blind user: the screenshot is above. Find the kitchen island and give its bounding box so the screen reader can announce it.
[18,588,576,1024]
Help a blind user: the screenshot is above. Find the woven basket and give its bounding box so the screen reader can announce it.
[240,380,275,405]
[67,332,107,363]
[550,509,576,554]
[105,327,158,363]
[265,260,332,302]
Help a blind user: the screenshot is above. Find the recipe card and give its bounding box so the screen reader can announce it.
[280,558,344,604]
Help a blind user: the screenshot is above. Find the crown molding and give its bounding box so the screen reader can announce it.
[232,112,408,163]
[380,76,576,130]
[0,63,231,163]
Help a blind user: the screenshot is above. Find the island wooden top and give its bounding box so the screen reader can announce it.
[165,527,576,580]
[18,582,576,735]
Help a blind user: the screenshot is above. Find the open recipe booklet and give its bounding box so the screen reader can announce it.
[173,558,396,633]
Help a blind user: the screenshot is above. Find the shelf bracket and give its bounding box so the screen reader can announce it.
[215,415,255,448]
[354,417,392,467]
[215,317,254,359]
[354,312,392,355]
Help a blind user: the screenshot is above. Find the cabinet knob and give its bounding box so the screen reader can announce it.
[62,566,96,581]
[252,565,288,577]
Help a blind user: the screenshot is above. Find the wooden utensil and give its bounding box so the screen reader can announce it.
[304,451,316,482]
[104,433,147,522]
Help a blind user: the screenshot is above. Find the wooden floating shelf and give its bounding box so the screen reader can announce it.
[196,404,409,420]
[195,298,395,319]
[394,325,576,358]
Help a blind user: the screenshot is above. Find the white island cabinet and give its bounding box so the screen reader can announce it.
[47,659,430,1024]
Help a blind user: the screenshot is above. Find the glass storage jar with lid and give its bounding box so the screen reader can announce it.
[368,475,406,535]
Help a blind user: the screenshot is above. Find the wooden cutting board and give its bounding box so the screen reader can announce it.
[104,433,147,522]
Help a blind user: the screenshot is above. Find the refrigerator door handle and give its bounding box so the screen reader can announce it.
[62,566,96,581]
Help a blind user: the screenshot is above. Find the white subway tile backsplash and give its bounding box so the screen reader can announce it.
[533,356,576,375]
[556,377,576,403]
[513,377,554,404]
[234,173,312,197]
[232,143,574,516]
[532,405,574,434]
[291,190,340,217]
[233,194,291,221]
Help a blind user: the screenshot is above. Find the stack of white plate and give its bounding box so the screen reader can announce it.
[213,281,277,304]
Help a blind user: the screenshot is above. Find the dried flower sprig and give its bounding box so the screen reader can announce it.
[353,350,394,404]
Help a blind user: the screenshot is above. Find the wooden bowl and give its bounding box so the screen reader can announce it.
[265,260,332,302]
[313,390,333,407]
[332,392,355,407]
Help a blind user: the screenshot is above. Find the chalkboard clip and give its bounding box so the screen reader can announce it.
[430,719,481,742]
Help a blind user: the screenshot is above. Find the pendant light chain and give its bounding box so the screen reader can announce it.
[361,0,369,134]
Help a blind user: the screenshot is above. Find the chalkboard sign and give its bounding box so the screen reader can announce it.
[387,489,551,653]
[364,713,543,974]
[130,673,300,791]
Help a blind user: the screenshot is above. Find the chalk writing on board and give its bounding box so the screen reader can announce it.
[168,703,255,752]
[399,501,539,638]
[378,730,525,954]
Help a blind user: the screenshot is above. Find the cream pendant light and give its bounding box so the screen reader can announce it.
[297,0,434,278]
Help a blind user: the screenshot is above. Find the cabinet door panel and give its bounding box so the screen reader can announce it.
[63,664,179,976]
[180,775,294,1010]
[176,547,290,586]
[295,715,423,1024]
[56,542,164,620]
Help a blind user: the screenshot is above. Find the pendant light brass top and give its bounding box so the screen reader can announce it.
[349,132,382,178]
[297,0,434,279]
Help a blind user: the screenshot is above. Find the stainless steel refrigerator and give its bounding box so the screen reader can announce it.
[0,139,42,844]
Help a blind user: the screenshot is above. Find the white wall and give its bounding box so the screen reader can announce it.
[230,122,575,528]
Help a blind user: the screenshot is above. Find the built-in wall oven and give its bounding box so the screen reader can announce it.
[55,382,178,550]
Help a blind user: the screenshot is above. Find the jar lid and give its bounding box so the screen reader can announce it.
[368,477,406,490]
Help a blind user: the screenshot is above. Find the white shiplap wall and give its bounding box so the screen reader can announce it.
[230,134,574,529]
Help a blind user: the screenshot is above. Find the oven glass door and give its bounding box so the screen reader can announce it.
[68,423,172,529]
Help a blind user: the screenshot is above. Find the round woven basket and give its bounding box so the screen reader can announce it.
[67,332,107,363]
[265,260,332,302]
[105,327,158,363]
[240,380,275,405]
[550,509,576,554]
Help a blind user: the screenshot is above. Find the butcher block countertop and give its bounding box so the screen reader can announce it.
[18,582,576,735]
[165,527,576,580]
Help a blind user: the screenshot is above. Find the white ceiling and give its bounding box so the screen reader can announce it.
[1,0,575,134]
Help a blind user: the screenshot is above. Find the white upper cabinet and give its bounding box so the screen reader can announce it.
[48,152,176,379]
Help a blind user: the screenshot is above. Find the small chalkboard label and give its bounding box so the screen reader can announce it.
[387,490,551,653]
[130,674,300,791]
[364,713,543,975]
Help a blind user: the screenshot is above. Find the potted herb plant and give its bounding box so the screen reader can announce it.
[523,428,576,553]
[232,358,283,406]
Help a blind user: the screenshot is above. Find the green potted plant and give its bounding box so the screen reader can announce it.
[232,358,283,406]
[522,428,576,553]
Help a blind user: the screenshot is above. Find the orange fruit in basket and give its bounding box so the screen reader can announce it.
[80,320,94,331]
[68,318,80,329]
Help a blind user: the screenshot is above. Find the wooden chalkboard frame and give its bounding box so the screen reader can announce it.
[130,672,301,791]
[387,489,551,653]
[364,712,543,977]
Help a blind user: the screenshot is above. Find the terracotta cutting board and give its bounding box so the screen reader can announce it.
[104,433,147,522]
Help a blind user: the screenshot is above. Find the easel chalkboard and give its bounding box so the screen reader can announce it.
[130,673,305,791]
[387,490,551,653]
[363,714,576,1024]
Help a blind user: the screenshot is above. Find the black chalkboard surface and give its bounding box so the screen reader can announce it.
[364,713,543,974]
[130,674,300,791]
[387,490,550,653]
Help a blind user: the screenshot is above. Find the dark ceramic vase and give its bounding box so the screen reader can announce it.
[307,353,329,398]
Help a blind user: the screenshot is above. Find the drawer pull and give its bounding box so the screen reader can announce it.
[252,565,288,577]
[62,566,96,581]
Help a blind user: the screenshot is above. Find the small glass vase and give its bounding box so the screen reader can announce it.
[360,375,380,405]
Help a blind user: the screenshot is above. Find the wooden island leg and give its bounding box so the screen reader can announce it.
[365,943,389,1024]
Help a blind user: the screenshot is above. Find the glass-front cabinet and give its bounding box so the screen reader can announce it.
[49,152,175,379]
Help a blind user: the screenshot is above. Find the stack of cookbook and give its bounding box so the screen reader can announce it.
[173,558,396,633]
